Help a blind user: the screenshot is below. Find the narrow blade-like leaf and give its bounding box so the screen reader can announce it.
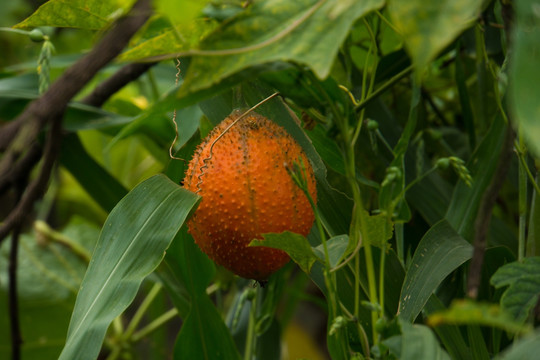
[59,175,200,360]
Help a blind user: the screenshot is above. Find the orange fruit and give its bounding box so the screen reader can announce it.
[184,110,317,280]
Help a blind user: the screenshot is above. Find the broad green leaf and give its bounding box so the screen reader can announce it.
[313,235,348,268]
[491,257,540,324]
[399,320,451,360]
[509,0,540,157]
[173,228,241,360]
[59,175,200,360]
[387,0,482,73]
[60,134,128,213]
[175,295,242,360]
[398,220,473,322]
[427,299,532,334]
[364,212,394,248]
[178,0,384,97]
[14,0,133,30]
[155,0,210,26]
[496,330,540,360]
[250,232,318,273]
[119,18,217,62]
[423,295,473,360]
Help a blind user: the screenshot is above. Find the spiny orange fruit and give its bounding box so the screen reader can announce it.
[184,110,317,280]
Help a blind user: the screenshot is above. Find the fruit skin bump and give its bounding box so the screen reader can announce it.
[183,110,317,280]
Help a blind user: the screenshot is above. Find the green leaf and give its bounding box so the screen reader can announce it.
[179,0,384,97]
[364,212,394,248]
[155,0,210,26]
[491,257,540,324]
[445,115,507,240]
[398,220,473,322]
[0,218,99,360]
[14,0,133,30]
[527,176,540,256]
[59,175,200,360]
[427,299,532,334]
[313,235,348,268]
[250,232,318,274]
[509,0,540,158]
[60,134,128,212]
[378,79,420,222]
[422,295,473,360]
[496,330,540,360]
[398,320,451,360]
[119,18,217,62]
[172,227,241,360]
[387,0,482,73]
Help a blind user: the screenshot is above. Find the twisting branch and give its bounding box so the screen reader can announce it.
[467,125,516,299]
[0,0,152,176]
[0,0,153,247]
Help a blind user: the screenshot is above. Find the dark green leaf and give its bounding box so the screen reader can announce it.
[491,257,540,324]
[173,228,241,360]
[14,0,131,30]
[445,115,507,240]
[496,330,540,360]
[60,134,128,213]
[509,0,540,158]
[399,320,451,360]
[251,232,318,273]
[427,299,531,334]
[59,175,200,360]
[179,0,384,97]
[399,220,473,322]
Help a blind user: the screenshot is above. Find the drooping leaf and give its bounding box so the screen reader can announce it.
[445,115,507,240]
[313,235,348,268]
[496,330,540,360]
[387,0,483,73]
[14,0,133,30]
[172,227,241,360]
[427,299,532,334]
[119,18,217,62]
[509,0,540,158]
[178,0,384,97]
[491,257,540,324]
[250,232,318,274]
[59,175,200,360]
[399,220,473,322]
[60,134,128,213]
[398,320,451,360]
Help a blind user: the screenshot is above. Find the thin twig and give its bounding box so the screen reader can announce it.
[467,125,515,299]
[0,115,63,245]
